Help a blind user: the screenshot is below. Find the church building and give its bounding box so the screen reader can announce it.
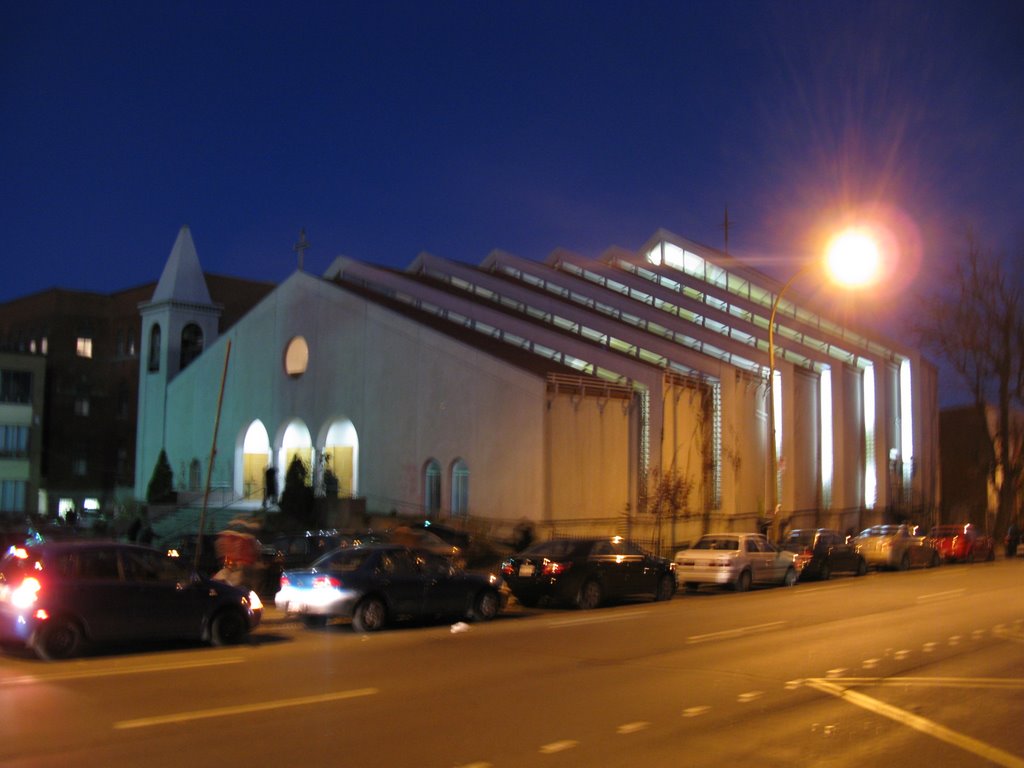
[135,226,939,547]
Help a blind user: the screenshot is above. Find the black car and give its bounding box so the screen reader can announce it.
[0,541,262,660]
[500,537,676,609]
[782,528,867,580]
[275,543,505,631]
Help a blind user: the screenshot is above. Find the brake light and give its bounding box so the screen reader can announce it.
[500,561,514,575]
[279,574,290,588]
[312,575,341,589]
[12,577,41,609]
[541,561,571,576]
[794,549,813,568]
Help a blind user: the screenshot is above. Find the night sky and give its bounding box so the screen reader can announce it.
[3,2,1023,402]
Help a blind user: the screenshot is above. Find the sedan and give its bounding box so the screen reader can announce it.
[930,524,996,563]
[0,541,262,660]
[782,528,867,580]
[855,524,940,570]
[674,533,801,592]
[499,537,676,609]
[275,544,503,631]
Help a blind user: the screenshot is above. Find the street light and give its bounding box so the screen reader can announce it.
[766,227,882,541]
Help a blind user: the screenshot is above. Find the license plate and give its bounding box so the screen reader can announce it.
[518,564,535,577]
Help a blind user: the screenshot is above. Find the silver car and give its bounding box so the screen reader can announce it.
[854,524,940,570]
[674,533,802,592]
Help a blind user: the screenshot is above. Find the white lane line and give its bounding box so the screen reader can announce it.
[820,677,1024,690]
[804,678,1024,768]
[737,691,763,703]
[863,658,880,669]
[114,687,378,730]
[547,610,650,628]
[539,740,578,754]
[922,642,937,653]
[948,635,961,646]
[916,588,966,604]
[4,656,246,686]
[826,668,847,678]
[686,621,785,644]
[454,763,492,768]
[894,649,911,660]
[617,721,649,734]
[682,705,711,717]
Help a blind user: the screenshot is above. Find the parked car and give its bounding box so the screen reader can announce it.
[929,524,996,563]
[781,528,868,580]
[674,533,802,592]
[275,543,504,631]
[499,536,676,609]
[382,526,465,567]
[0,541,262,660]
[854,524,940,570]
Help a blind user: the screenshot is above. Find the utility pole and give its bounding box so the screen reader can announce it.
[294,228,310,271]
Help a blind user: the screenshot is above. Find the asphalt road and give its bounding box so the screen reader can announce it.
[2,558,1022,768]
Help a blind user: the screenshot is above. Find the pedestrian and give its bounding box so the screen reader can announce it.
[264,463,278,508]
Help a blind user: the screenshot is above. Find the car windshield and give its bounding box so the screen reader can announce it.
[520,540,587,558]
[783,531,816,549]
[312,548,374,573]
[693,536,739,551]
[860,525,899,537]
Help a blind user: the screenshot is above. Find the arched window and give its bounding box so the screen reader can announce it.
[148,324,161,372]
[450,459,469,518]
[180,323,204,369]
[424,459,441,516]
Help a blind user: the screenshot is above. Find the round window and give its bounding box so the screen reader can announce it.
[284,336,309,377]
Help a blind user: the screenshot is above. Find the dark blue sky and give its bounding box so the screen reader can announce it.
[3,2,1022,348]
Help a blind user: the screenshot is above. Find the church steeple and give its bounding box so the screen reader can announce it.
[151,225,213,304]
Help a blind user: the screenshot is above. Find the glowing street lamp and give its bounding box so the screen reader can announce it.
[766,227,882,540]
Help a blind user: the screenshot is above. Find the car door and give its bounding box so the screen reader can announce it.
[619,540,658,595]
[419,553,468,615]
[378,549,427,617]
[65,546,131,643]
[120,547,209,640]
[588,540,628,597]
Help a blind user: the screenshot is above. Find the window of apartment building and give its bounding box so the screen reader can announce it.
[76,336,93,358]
[0,425,29,457]
[74,397,90,417]
[0,370,32,404]
[0,480,27,514]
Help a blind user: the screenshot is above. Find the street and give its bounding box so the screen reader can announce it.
[2,558,1022,768]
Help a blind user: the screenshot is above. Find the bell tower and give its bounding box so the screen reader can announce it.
[135,226,222,498]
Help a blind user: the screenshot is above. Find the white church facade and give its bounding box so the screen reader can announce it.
[135,226,939,547]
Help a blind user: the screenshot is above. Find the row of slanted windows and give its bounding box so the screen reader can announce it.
[147,322,204,373]
[423,458,469,518]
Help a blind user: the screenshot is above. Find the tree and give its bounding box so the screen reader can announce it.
[646,467,694,553]
[917,234,1024,538]
[146,449,175,503]
[278,455,315,528]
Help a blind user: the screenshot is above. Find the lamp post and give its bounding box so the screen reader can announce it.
[766,228,881,543]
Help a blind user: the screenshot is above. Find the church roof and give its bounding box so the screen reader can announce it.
[150,226,213,305]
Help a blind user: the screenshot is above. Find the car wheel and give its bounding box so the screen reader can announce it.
[32,618,82,661]
[211,609,249,646]
[471,589,499,622]
[734,569,752,592]
[655,574,675,601]
[818,564,831,581]
[782,567,797,587]
[855,557,868,576]
[301,615,328,628]
[898,552,911,571]
[576,580,602,610]
[352,596,387,632]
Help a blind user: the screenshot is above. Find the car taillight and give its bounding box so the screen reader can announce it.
[279,574,291,588]
[12,577,41,609]
[312,575,341,589]
[541,561,571,576]
[794,549,813,567]
[500,561,514,575]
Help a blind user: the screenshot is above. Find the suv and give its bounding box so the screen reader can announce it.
[0,541,262,660]
[782,528,867,580]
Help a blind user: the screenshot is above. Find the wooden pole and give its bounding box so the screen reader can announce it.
[194,340,232,572]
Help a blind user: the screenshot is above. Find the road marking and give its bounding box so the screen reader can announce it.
[114,687,378,729]
[948,635,961,646]
[863,658,879,669]
[682,705,711,717]
[539,740,578,754]
[825,668,846,678]
[617,721,649,734]
[994,626,1024,644]
[454,763,492,768]
[819,677,1024,690]
[804,678,1024,768]
[737,691,763,703]
[3,656,246,686]
[922,642,937,653]
[894,649,910,660]
[916,588,966,604]
[686,621,785,644]
[547,610,649,628]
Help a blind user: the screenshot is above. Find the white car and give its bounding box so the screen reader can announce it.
[674,533,802,592]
